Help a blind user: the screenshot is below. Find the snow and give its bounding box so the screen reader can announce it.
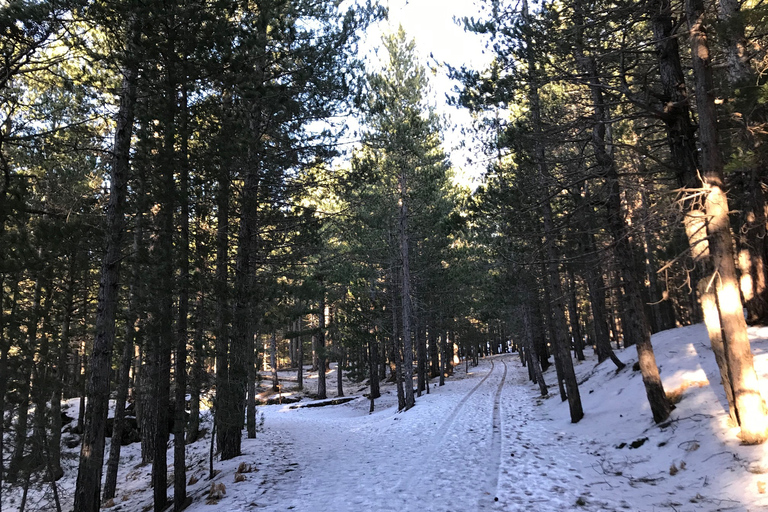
[4,324,768,511]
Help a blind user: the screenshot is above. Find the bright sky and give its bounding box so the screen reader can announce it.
[366,0,494,188]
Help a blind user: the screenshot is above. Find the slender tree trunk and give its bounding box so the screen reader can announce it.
[188,269,205,443]
[336,344,345,398]
[566,266,585,361]
[717,0,751,85]
[73,50,138,510]
[581,234,624,369]
[0,277,12,507]
[246,330,257,439]
[317,296,327,400]
[311,331,318,372]
[31,281,53,483]
[687,0,768,443]
[104,216,143,500]
[369,334,380,400]
[439,331,446,387]
[50,256,78,482]
[416,315,427,395]
[398,172,416,410]
[172,85,191,511]
[297,313,304,390]
[429,327,439,379]
[391,285,405,407]
[214,167,230,455]
[524,0,582,421]
[574,0,668,421]
[103,308,136,500]
[716,0,768,324]
[150,67,178,512]
[8,279,41,482]
[542,275,567,401]
[270,333,279,392]
[522,301,548,396]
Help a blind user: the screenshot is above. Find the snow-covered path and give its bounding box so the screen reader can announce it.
[254,356,512,512]
[239,355,634,512]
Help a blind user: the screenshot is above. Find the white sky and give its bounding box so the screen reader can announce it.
[365,0,494,188]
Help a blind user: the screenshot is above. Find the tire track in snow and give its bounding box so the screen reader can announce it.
[480,358,507,508]
[427,359,498,451]
[402,358,501,500]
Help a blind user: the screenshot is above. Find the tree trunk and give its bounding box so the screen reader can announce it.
[429,327,439,378]
[317,297,327,400]
[525,0,582,422]
[8,278,41,482]
[246,330,257,439]
[737,171,768,324]
[0,278,16,504]
[369,334,380,400]
[391,286,405,407]
[687,0,768,443]
[270,333,279,392]
[398,172,416,410]
[188,272,205,443]
[522,302,548,396]
[698,279,738,424]
[575,0,669,422]
[297,313,304,390]
[717,0,768,324]
[336,344,345,398]
[173,86,191,511]
[50,255,78,482]
[150,66,178,512]
[73,51,138,511]
[439,331,446,387]
[566,266,585,361]
[581,233,624,369]
[214,165,231,456]
[223,148,259,461]
[542,274,567,402]
[103,309,135,501]
[531,292,550,372]
[104,216,143,500]
[416,314,427,396]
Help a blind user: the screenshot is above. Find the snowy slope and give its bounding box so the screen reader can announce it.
[4,324,768,511]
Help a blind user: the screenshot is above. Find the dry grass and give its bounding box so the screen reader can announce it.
[666,380,709,405]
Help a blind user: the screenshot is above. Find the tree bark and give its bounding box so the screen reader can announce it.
[337,344,345,398]
[297,313,304,390]
[317,295,327,400]
[566,266,585,361]
[429,327,439,378]
[270,333,279,391]
[173,85,191,511]
[581,233,624,369]
[687,0,768,443]
[524,0,582,422]
[574,0,670,422]
[399,170,416,410]
[214,163,231,456]
[246,330,257,439]
[73,50,138,512]
[104,217,142,500]
[522,302,548,396]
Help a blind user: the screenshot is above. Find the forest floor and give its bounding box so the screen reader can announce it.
[4,323,768,511]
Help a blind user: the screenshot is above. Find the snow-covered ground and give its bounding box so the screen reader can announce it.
[4,324,768,511]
